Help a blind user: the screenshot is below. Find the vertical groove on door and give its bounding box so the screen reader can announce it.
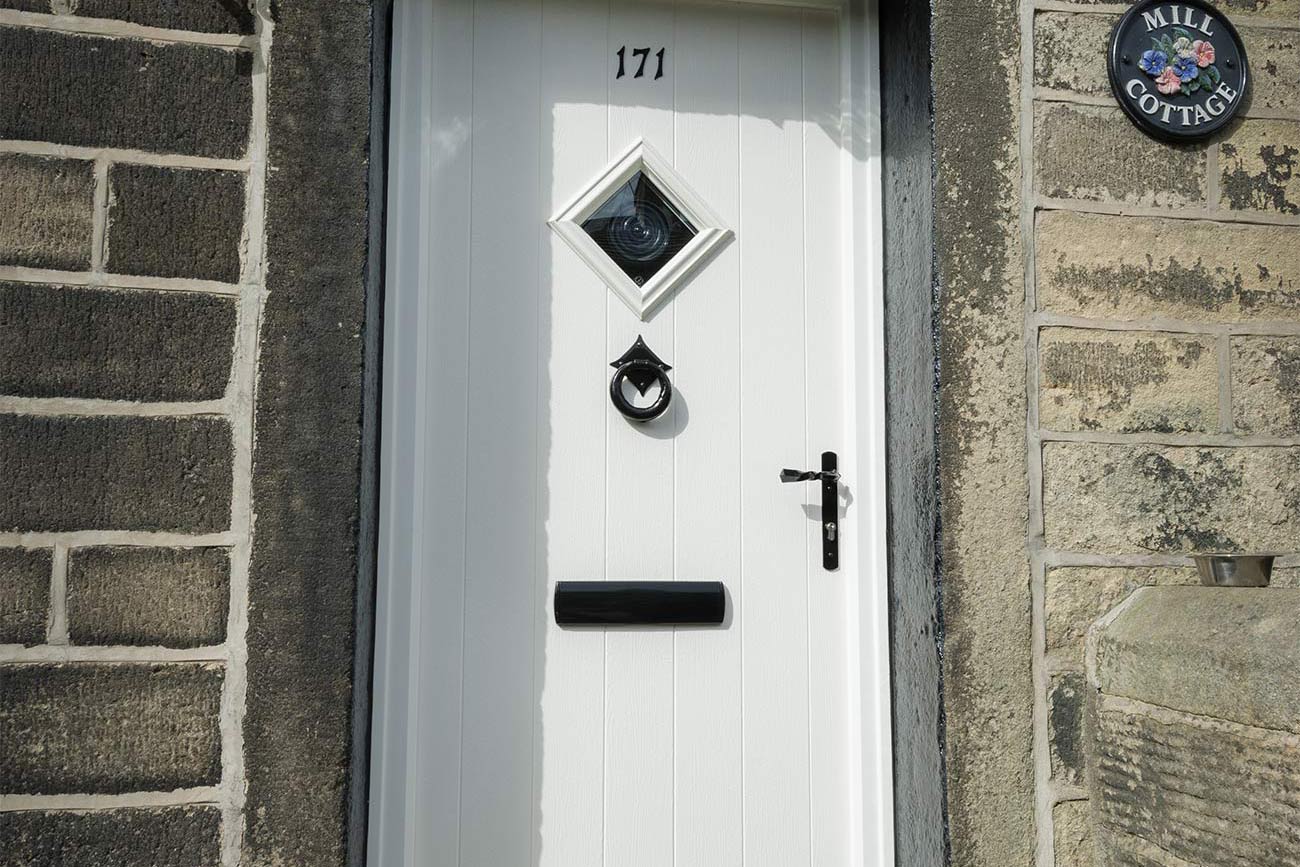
[800,13,814,867]
[739,9,812,864]
[604,4,677,865]
[538,0,608,863]
[803,10,850,866]
[672,3,742,865]
[461,0,543,862]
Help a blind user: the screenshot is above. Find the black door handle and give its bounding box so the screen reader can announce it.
[779,451,839,571]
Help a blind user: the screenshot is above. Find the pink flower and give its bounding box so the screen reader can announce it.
[1192,39,1215,68]
[1156,66,1183,94]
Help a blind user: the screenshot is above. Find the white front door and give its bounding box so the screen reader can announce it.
[373,1,891,865]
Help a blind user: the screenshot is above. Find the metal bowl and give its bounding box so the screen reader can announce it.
[1193,554,1276,588]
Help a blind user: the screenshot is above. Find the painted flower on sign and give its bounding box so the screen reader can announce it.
[1192,39,1215,67]
[1138,27,1223,98]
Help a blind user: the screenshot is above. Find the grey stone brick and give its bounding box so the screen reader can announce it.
[0,663,222,794]
[0,415,232,533]
[1045,566,1197,662]
[0,27,251,159]
[1220,120,1300,215]
[0,283,235,401]
[68,546,229,648]
[1040,328,1218,433]
[0,807,221,867]
[1035,103,1206,208]
[1232,336,1300,435]
[0,548,51,647]
[106,164,245,283]
[0,1,50,11]
[0,154,94,271]
[1042,443,1300,553]
[1037,210,1300,323]
[1036,14,1298,115]
[1053,800,1094,867]
[74,0,255,34]
[1049,672,1086,786]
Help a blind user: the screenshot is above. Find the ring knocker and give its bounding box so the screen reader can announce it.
[610,336,673,423]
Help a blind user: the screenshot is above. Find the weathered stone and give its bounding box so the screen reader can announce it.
[1037,210,1300,322]
[0,283,235,401]
[0,548,51,647]
[1232,336,1300,435]
[0,806,221,867]
[0,663,222,793]
[1049,673,1086,786]
[0,154,94,271]
[1032,0,1300,17]
[1040,328,1217,433]
[1053,800,1095,867]
[1242,29,1300,114]
[0,28,252,159]
[1034,12,1113,97]
[1035,103,1206,208]
[0,0,50,11]
[243,1,377,865]
[1042,443,1300,553]
[0,415,232,533]
[1273,565,1300,587]
[68,546,229,648]
[106,164,244,283]
[1092,696,1300,867]
[1035,14,1298,115]
[1045,566,1197,661]
[1091,587,1300,728]
[1220,120,1300,215]
[1089,589,1300,866]
[73,0,255,34]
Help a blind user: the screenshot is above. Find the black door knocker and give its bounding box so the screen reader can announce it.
[610,336,672,422]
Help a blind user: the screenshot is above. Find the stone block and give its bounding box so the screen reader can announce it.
[0,663,222,793]
[0,28,251,159]
[1042,442,1300,553]
[1049,672,1086,786]
[0,415,232,533]
[1090,586,1300,729]
[0,154,94,271]
[0,0,49,10]
[1034,12,1112,97]
[1035,103,1206,208]
[1045,566,1197,661]
[0,548,51,647]
[1035,14,1298,115]
[0,283,235,401]
[67,547,229,648]
[0,807,221,867]
[1231,336,1300,435]
[106,164,244,283]
[1023,0,1300,18]
[1089,588,1300,866]
[74,0,255,34]
[1037,210,1300,322]
[1053,800,1095,867]
[1220,119,1300,215]
[1040,328,1218,433]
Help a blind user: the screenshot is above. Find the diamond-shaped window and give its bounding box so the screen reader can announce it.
[551,140,731,321]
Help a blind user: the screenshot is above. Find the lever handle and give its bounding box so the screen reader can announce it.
[780,468,821,483]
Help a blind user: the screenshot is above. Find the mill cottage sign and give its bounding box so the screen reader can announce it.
[1108,0,1248,142]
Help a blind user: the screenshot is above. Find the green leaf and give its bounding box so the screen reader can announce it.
[1198,72,1214,91]
[1209,65,1221,84]
[1181,84,1192,96]
[1173,27,1192,40]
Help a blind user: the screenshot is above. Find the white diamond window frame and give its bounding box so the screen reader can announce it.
[549,139,732,321]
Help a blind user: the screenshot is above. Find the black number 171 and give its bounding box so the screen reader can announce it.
[616,46,665,80]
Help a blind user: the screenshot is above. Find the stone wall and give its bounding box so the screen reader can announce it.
[1086,587,1300,866]
[936,0,1300,864]
[0,2,379,866]
[1029,3,1300,866]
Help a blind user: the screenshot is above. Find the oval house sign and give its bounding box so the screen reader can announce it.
[1108,0,1248,142]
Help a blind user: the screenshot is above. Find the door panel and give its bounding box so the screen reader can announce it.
[391,1,853,864]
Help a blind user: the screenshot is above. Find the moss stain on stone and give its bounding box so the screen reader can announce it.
[1222,142,1299,215]
[1050,258,1292,313]
[1134,451,1242,551]
[1043,339,1171,415]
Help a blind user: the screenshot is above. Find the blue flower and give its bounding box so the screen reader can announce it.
[1139,49,1168,76]
[1172,55,1198,82]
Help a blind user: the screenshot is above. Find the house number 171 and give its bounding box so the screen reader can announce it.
[616,46,665,79]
